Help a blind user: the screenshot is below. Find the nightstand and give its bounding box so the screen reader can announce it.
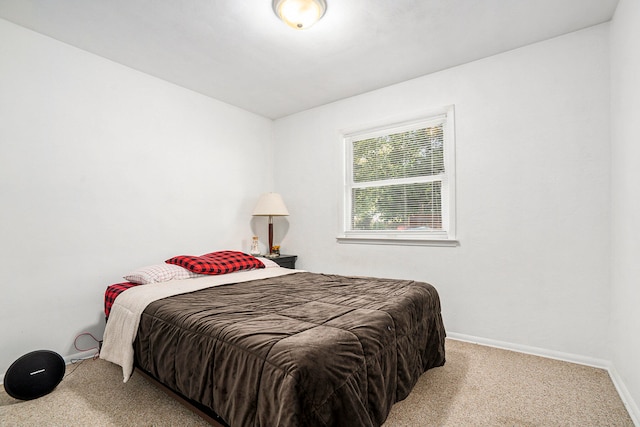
[269,254,297,269]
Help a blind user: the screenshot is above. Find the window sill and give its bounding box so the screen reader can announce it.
[336,234,459,247]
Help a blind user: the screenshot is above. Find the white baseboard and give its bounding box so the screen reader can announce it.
[63,349,99,364]
[447,332,610,368]
[609,365,640,426]
[447,332,639,426]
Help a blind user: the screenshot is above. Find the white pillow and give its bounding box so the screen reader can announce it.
[124,264,202,285]
[256,257,280,268]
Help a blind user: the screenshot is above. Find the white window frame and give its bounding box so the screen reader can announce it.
[337,105,457,246]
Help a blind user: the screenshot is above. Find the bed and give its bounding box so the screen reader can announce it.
[101,252,446,427]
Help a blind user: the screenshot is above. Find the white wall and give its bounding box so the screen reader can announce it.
[3,10,636,419]
[610,0,640,421]
[0,18,273,377]
[273,25,611,362]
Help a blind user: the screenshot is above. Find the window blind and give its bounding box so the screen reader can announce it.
[347,118,446,233]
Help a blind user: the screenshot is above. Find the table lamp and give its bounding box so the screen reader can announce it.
[252,192,289,256]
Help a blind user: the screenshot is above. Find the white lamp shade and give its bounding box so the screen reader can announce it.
[252,193,289,216]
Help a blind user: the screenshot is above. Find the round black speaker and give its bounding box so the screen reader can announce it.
[3,350,66,400]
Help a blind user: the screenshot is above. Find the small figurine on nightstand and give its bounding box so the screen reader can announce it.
[250,236,260,256]
[269,245,280,258]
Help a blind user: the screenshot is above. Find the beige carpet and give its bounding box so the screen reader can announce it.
[0,339,634,426]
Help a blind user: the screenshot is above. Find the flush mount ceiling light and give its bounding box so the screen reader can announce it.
[273,0,327,30]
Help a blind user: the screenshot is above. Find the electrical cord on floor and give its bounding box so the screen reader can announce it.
[72,332,101,360]
[61,332,102,381]
[62,358,85,380]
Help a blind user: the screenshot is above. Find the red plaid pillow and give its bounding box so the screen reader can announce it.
[165,250,264,275]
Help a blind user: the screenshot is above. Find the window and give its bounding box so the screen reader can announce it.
[339,106,456,245]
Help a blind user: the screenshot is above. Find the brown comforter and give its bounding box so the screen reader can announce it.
[133,272,445,427]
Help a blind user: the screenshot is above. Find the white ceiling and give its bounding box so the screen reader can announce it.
[0,0,619,119]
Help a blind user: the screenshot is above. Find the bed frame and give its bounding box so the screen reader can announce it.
[136,367,228,426]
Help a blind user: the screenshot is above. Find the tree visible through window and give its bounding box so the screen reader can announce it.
[341,107,455,243]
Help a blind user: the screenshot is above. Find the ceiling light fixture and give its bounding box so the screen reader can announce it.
[273,0,327,30]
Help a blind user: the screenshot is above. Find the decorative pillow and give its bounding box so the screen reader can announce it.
[123,263,202,285]
[256,257,279,268]
[166,250,264,275]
